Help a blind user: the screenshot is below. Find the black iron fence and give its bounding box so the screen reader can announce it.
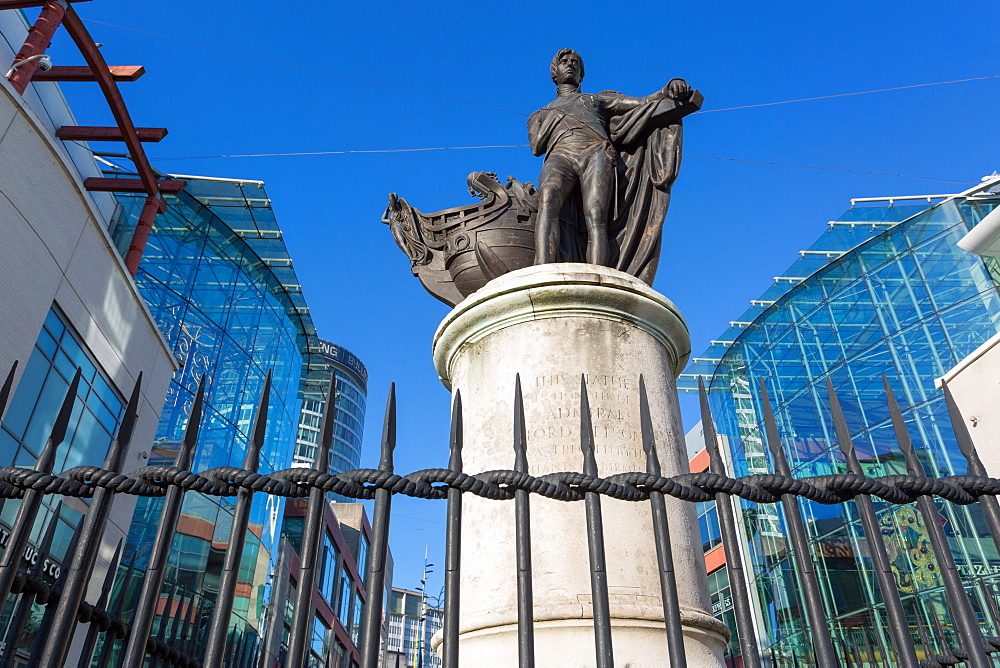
[0,358,1000,667]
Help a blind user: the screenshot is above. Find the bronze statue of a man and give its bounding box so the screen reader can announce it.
[383,50,701,306]
[529,48,692,267]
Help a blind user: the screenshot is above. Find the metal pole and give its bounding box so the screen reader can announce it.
[883,377,990,667]
[75,539,123,668]
[869,610,892,667]
[288,373,337,668]
[359,384,396,668]
[0,369,81,610]
[259,536,291,668]
[7,0,65,94]
[859,627,875,666]
[442,389,462,668]
[124,195,165,277]
[178,588,197,657]
[122,375,206,667]
[913,600,936,664]
[825,378,919,667]
[39,374,142,667]
[698,377,761,668]
[95,547,137,668]
[28,514,84,664]
[929,605,958,664]
[161,580,181,650]
[0,498,61,666]
[580,377,614,668]
[757,378,838,665]
[512,376,535,668]
[202,370,271,668]
[637,376,685,667]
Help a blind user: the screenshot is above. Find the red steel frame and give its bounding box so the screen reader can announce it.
[2,0,185,277]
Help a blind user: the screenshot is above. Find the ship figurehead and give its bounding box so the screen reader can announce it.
[382,172,539,307]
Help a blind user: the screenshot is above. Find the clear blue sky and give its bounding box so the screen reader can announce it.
[39,0,1000,596]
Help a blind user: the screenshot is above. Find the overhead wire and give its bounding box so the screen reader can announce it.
[83,18,998,119]
[79,18,997,185]
[697,75,1000,114]
[149,146,969,185]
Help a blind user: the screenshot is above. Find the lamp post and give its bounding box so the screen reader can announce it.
[415,554,435,668]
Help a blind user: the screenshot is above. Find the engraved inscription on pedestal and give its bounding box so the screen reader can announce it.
[528,373,644,475]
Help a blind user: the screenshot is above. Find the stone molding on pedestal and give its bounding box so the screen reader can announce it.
[433,263,691,389]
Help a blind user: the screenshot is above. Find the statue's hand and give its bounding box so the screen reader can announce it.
[664,78,691,100]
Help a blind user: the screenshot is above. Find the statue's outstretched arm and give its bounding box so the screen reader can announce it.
[601,78,690,115]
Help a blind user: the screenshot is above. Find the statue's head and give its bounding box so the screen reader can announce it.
[550,48,584,86]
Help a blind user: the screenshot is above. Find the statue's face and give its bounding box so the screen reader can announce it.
[553,51,583,86]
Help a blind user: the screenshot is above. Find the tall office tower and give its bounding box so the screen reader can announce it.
[294,340,368,476]
[680,176,1000,663]
[109,173,328,662]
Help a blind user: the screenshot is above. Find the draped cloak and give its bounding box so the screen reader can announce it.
[527,92,689,285]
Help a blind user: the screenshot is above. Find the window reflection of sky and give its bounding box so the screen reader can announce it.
[691,196,1000,659]
[113,175,324,652]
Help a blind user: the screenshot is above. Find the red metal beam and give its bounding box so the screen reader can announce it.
[61,6,178,276]
[61,7,161,198]
[0,0,89,9]
[125,196,164,275]
[33,65,145,82]
[7,1,64,94]
[58,126,168,142]
[84,178,186,194]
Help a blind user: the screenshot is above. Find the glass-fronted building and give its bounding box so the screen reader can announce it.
[680,176,1000,664]
[267,501,375,668]
[294,340,368,476]
[106,173,328,662]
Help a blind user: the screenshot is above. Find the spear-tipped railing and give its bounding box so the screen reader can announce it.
[0,357,998,667]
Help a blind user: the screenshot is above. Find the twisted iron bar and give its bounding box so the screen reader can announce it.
[0,462,996,508]
[6,571,200,667]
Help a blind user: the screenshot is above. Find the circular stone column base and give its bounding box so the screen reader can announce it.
[432,264,728,667]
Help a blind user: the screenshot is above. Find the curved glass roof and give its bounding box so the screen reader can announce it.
[104,168,330,396]
[678,176,1000,392]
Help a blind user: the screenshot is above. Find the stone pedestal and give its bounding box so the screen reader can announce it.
[431,264,728,667]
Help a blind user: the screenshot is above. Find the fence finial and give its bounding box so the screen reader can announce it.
[579,375,598,477]
[449,388,463,472]
[104,373,142,472]
[512,374,535,667]
[245,370,272,472]
[941,378,987,476]
[379,382,397,472]
[39,367,83,473]
[360,383,397,668]
[758,378,791,476]
[883,376,922,475]
[514,376,528,473]
[638,375,660,476]
[825,377,862,474]
[177,374,206,471]
[442,387,463,668]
